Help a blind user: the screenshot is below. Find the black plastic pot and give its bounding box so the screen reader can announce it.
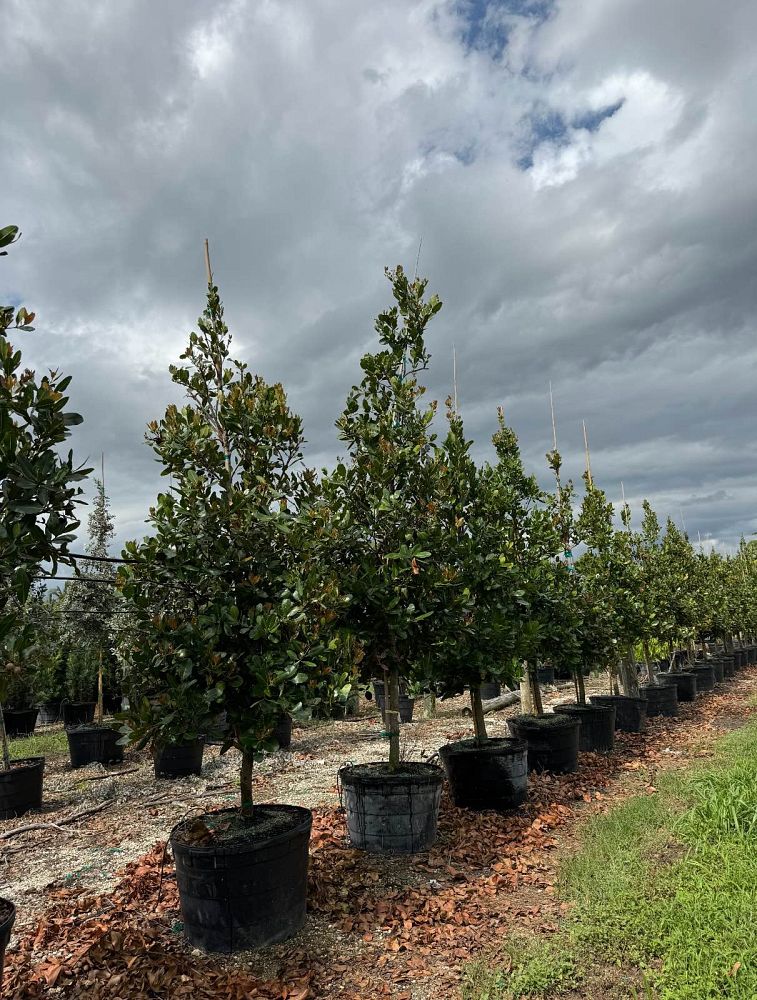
[665,671,697,702]
[273,716,292,749]
[709,659,725,683]
[3,708,38,737]
[690,664,715,693]
[439,737,528,811]
[736,649,748,669]
[373,685,415,724]
[103,694,123,715]
[153,739,204,779]
[507,714,580,773]
[171,804,312,953]
[553,703,616,752]
[36,702,61,725]
[479,681,501,701]
[0,897,16,992]
[66,725,124,768]
[590,694,648,733]
[62,702,96,727]
[536,665,556,685]
[639,682,679,717]
[339,762,443,854]
[748,646,757,665]
[0,757,44,820]
[719,654,736,678]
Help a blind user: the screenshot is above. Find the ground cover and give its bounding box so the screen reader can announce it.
[2,670,755,999]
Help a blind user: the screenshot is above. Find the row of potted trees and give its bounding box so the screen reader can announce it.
[3,239,757,965]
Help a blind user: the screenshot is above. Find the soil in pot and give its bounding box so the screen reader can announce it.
[553,703,616,752]
[0,757,44,820]
[0,897,16,992]
[3,708,38,737]
[171,804,312,953]
[479,681,501,701]
[153,739,204,779]
[66,725,124,769]
[339,762,443,854]
[639,682,679,718]
[690,664,715,693]
[439,737,527,811]
[665,671,697,702]
[507,714,580,774]
[62,702,96,727]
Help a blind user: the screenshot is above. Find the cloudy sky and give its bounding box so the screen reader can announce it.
[2,0,756,553]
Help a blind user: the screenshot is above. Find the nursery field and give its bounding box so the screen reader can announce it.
[3,669,756,1000]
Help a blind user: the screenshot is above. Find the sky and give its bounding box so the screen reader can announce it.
[2,0,756,554]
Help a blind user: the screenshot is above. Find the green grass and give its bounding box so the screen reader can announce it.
[462,720,757,999]
[8,728,69,759]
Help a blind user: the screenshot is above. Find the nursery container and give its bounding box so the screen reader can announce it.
[639,682,678,718]
[507,714,580,773]
[36,702,61,725]
[479,681,501,701]
[690,664,715,693]
[339,762,443,854]
[3,708,38,737]
[103,694,123,715]
[171,804,312,953]
[536,665,556,685]
[373,684,415,723]
[709,659,725,683]
[273,716,292,749]
[66,725,124,768]
[553,702,616,752]
[590,694,647,733]
[0,757,44,820]
[439,737,528,811]
[62,702,96,727]
[664,671,697,702]
[153,739,204,779]
[719,654,736,678]
[0,897,15,992]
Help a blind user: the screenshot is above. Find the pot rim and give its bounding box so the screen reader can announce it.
[0,756,45,775]
[170,803,312,856]
[439,736,528,757]
[338,761,443,788]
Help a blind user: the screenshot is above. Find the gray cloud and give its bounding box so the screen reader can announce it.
[2,0,756,554]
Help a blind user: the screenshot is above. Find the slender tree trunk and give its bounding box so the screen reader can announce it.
[575,667,586,705]
[618,647,640,697]
[97,649,104,726]
[470,686,487,744]
[528,662,543,716]
[387,664,401,770]
[686,638,695,665]
[642,639,655,684]
[519,678,534,716]
[0,704,10,771]
[422,691,436,719]
[240,752,254,818]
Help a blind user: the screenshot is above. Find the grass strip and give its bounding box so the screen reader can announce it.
[461,719,757,999]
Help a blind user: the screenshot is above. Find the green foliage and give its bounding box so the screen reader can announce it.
[120,278,337,809]
[65,646,98,702]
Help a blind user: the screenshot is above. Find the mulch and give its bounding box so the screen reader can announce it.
[5,671,756,999]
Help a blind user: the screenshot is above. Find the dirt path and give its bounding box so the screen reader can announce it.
[3,670,756,999]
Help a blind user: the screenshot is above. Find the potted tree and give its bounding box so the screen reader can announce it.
[120,269,331,951]
[544,457,617,752]
[1,222,90,829]
[436,406,528,810]
[324,266,457,853]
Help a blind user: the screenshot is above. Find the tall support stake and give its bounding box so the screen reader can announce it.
[582,420,593,486]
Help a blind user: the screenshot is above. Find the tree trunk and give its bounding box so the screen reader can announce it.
[470,686,487,744]
[387,664,401,770]
[519,678,534,716]
[240,752,254,818]
[0,703,10,771]
[97,650,104,726]
[575,667,586,705]
[618,648,640,697]
[421,691,437,719]
[642,640,655,684]
[527,662,543,716]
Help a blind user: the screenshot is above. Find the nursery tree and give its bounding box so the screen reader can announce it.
[321,266,457,769]
[120,277,335,815]
[1,224,90,768]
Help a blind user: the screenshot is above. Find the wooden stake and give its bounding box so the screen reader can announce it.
[582,420,593,486]
[204,238,213,285]
[549,381,558,451]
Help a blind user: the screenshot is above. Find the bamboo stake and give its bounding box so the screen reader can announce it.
[583,420,593,486]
